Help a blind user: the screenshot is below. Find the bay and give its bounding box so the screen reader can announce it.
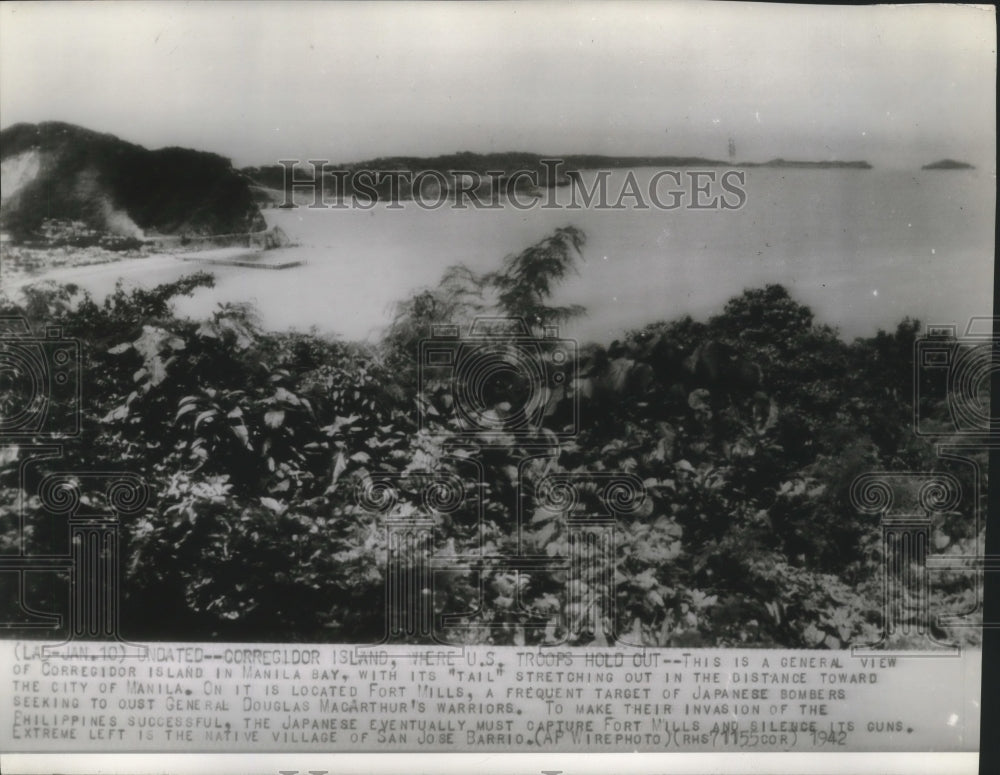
[19,167,995,344]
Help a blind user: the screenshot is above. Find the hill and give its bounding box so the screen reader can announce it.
[0,122,265,242]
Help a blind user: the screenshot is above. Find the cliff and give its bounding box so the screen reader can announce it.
[0,122,265,242]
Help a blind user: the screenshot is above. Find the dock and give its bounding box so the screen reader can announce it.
[173,247,303,270]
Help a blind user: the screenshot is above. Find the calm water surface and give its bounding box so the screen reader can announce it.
[21,168,997,343]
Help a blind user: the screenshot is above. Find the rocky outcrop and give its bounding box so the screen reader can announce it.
[0,122,265,242]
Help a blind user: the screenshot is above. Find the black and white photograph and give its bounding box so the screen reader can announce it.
[0,2,995,773]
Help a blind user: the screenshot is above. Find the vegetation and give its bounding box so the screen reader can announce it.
[0,228,983,647]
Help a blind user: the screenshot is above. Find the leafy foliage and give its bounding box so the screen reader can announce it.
[0,229,982,647]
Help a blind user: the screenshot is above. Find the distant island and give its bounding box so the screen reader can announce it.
[244,152,873,206]
[741,158,872,170]
[922,159,975,170]
[560,155,872,170]
[244,152,873,182]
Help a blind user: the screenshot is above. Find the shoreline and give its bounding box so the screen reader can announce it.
[0,245,291,294]
[0,222,293,292]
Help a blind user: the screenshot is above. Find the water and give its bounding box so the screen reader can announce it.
[16,168,996,343]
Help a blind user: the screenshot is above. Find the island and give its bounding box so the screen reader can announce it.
[740,158,873,169]
[922,159,975,170]
[244,152,874,207]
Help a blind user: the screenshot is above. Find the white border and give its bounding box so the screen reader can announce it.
[0,752,980,775]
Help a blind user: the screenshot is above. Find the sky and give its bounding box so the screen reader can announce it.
[0,1,995,169]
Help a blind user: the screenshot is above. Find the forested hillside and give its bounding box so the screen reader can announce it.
[1,122,265,241]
